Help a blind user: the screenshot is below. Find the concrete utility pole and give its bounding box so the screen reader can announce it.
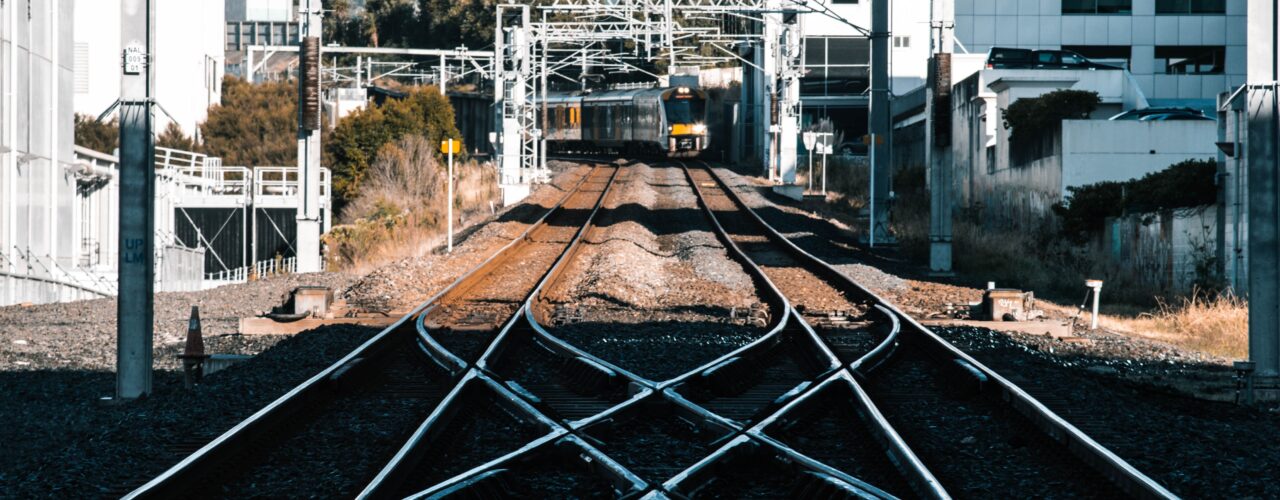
[116,0,157,400]
[868,0,891,244]
[1247,0,1280,383]
[295,0,324,273]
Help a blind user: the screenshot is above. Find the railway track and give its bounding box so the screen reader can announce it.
[680,160,1176,499]
[125,162,620,498]
[128,158,1175,499]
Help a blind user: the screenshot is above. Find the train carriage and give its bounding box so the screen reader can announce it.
[539,86,709,158]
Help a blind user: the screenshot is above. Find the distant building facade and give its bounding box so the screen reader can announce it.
[1,0,91,305]
[952,0,1245,105]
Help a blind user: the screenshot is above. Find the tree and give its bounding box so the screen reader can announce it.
[325,86,461,210]
[156,122,199,151]
[1002,89,1100,146]
[200,76,299,167]
[74,114,119,154]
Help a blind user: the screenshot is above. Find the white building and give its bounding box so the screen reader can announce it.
[1,0,83,305]
[226,0,294,23]
[73,0,225,138]
[951,0,1246,104]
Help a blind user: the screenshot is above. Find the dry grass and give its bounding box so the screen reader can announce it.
[1098,293,1249,360]
[324,135,498,274]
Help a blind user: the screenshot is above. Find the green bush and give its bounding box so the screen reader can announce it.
[324,86,461,210]
[74,114,119,154]
[201,77,299,166]
[1002,89,1100,147]
[1053,159,1217,243]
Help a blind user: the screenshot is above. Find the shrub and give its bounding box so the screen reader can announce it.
[1053,159,1217,243]
[325,86,461,210]
[156,122,199,152]
[74,114,119,154]
[1002,89,1100,147]
[201,77,299,166]
[325,134,497,272]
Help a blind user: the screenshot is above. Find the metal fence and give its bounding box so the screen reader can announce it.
[204,256,297,286]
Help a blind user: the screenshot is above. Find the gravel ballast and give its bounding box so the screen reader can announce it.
[539,162,770,382]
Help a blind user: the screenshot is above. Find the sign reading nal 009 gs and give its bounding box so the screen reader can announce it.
[123,44,146,75]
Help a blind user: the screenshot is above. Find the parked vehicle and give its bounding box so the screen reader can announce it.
[1108,107,1215,121]
[986,47,1121,71]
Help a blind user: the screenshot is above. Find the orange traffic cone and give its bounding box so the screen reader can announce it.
[180,306,209,387]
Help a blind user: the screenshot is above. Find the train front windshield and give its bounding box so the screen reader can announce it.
[665,98,705,124]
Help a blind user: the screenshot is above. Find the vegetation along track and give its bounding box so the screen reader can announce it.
[683,160,1177,499]
[124,162,619,498]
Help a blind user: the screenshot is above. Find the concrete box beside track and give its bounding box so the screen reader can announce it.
[983,289,1034,321]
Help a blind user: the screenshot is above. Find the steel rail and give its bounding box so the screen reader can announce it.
[690,160,1177,499]
[124,163,610,499]
[358,165,625,497]
[679,160,947,499]
[523,160,792,389]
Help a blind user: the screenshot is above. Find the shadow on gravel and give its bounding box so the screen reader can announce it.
[0,324,380,497]
[548,320,766,382]
[939,326,1280,498]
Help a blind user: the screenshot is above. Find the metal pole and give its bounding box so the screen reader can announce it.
[822,148,828,195]
[869,133,876,248]
[295,0,323,273]
[117,0,157,400]
[439,53,446,94]
[869,0,891,245]
[447,140,454,253]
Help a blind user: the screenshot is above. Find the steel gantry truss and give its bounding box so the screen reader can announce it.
[491,0,872,203]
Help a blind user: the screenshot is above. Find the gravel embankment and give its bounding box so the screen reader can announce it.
[346,161,593,311]
[0,162,599,496]
[941,325,1280,498]
[540,161,769,381]
[713,162,1280,496]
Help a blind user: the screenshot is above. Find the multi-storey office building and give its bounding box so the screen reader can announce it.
[953,0,1246,105]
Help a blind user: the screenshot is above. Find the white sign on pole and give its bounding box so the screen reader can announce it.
[802,131,817,151]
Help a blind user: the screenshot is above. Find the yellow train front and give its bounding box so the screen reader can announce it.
[543,86,709,158]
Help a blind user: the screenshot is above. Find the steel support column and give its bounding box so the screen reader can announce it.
[495,4,534,205]
[868,0,892,244]
[116,0,157,400]
[1247,0,1280,380]
[295,0,323,273]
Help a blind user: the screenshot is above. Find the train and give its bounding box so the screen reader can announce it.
[540,86,710,158]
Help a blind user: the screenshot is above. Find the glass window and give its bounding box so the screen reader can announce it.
[826,37,870,65]
[1157,0,1224,13]
[804,38,825,67]
[1061,53,1086,65]
[1037,52,1057,63]
[664,98,705,124]
[1155,46,1225,74]
[1062,45,1132,69]
[1063,0,1132,14]
[832,0,858,4]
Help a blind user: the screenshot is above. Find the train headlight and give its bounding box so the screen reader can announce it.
[693,124,707,134]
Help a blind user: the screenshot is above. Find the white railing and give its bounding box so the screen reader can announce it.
[253,166,331,202]
[204,256,297,283]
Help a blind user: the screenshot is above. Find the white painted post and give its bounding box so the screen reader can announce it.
[821,147,828,195]
[1087,279,1104,330]
[446,139,455,253]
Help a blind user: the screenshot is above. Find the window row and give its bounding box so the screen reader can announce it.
[1062,45,1227,74]
[1061,0,1225,14]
